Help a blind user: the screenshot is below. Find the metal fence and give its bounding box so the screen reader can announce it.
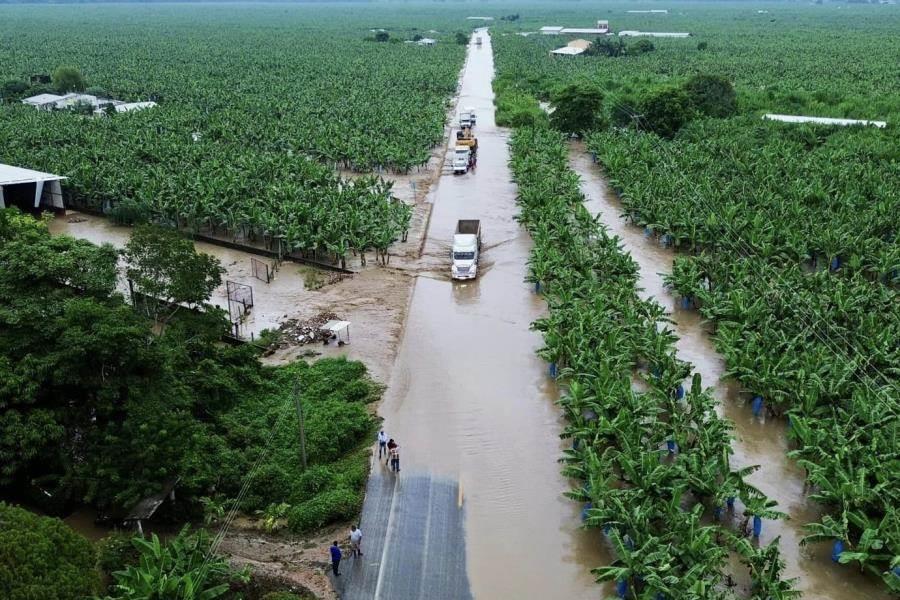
[251,257,272,284]
[226,280,253,337]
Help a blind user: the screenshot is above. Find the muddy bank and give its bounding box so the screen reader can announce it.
[569,143,890,599]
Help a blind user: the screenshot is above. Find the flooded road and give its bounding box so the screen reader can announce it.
[570,145,890,599]
[363,31,605,599]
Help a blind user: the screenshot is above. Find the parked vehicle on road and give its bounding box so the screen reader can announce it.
[459,109,476,129]
[452,145,474,174]
[451,220,482,280]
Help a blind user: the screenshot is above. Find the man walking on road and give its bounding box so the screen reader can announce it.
[386,438,397,466]
[377,430,387,459]
[349,525,363,557]
[330,541,342,576]
[390,444,400,473]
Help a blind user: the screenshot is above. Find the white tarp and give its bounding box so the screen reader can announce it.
[763,114,887,128]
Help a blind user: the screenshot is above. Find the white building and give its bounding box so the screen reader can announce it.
[22,92,123,111]
[763,114,887,128]
[619,31,691,38]
[560,28,610,35]
[21,93,68,110]
[416,38,437,46]
[0,164,67,213]
[540,26,565,35]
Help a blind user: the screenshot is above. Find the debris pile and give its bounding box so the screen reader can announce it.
[272,311,340,349]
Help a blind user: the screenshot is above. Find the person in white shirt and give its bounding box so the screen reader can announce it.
[349,525,363,557]
[377,430,387,459]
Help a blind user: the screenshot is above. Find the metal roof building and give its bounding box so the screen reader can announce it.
[560,28,610,35]
[763,114,887,128]
[540,26,565,35]
[619,30,691,37]
[22,93,69,110]
[0,164,67,213]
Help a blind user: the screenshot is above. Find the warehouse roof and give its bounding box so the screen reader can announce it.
[763,114,887,128]
[560,28,610,34]
[0,163,67,186]
[551,46,586,56]
[21,93,66,106]
[619,30,691,37]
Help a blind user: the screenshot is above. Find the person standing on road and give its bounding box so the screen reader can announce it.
[386,438,397,466]
[330,541,342,576]
[377,430,387,459]
[349,525,363,557]
[390,444,400,473]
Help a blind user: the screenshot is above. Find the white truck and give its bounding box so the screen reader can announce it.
[452,145,473,174]
[451,220,482,280]
[459,108,476,128]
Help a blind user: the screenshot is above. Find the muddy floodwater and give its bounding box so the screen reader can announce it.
[376,31,605,599]
[570,146,890,599]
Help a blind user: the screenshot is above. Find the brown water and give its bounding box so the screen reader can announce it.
[376,31,607,599]
[569,145,890,599]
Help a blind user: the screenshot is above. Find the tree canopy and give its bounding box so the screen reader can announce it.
[0,503,100,600]
[51,66,85,93]
[123,225,224,324]
[638,86,695,138]
[0,210,378,529]
[550,83,605,136]
[684,73,738,118]
[584,37,625,57]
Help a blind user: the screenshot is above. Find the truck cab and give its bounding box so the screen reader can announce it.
[451,220,482,280]
[459,111,475,129]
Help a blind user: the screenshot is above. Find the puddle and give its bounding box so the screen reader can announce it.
[569,143,890,599]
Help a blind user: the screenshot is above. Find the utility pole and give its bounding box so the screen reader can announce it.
[292,379,308,470]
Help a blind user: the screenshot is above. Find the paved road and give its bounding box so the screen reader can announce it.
[336,464,471,600]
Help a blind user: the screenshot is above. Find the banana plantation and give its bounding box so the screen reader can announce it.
[0,5,466,264]
[586,108,899,596]
[511,126,798,599]
[494,3,899,595]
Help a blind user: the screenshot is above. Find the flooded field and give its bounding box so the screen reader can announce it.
[371,31,605,599]
[569,145,890,599]
[48,212,414,384]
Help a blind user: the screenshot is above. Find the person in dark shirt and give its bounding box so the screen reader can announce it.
[330,541,342,576]
[385,438,397,465]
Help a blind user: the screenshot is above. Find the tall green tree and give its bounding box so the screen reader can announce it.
[124,225,224,324]
[51,66,85,93]
[550,83,606,136]
[637,86,695,138]
[684,74,737,118]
